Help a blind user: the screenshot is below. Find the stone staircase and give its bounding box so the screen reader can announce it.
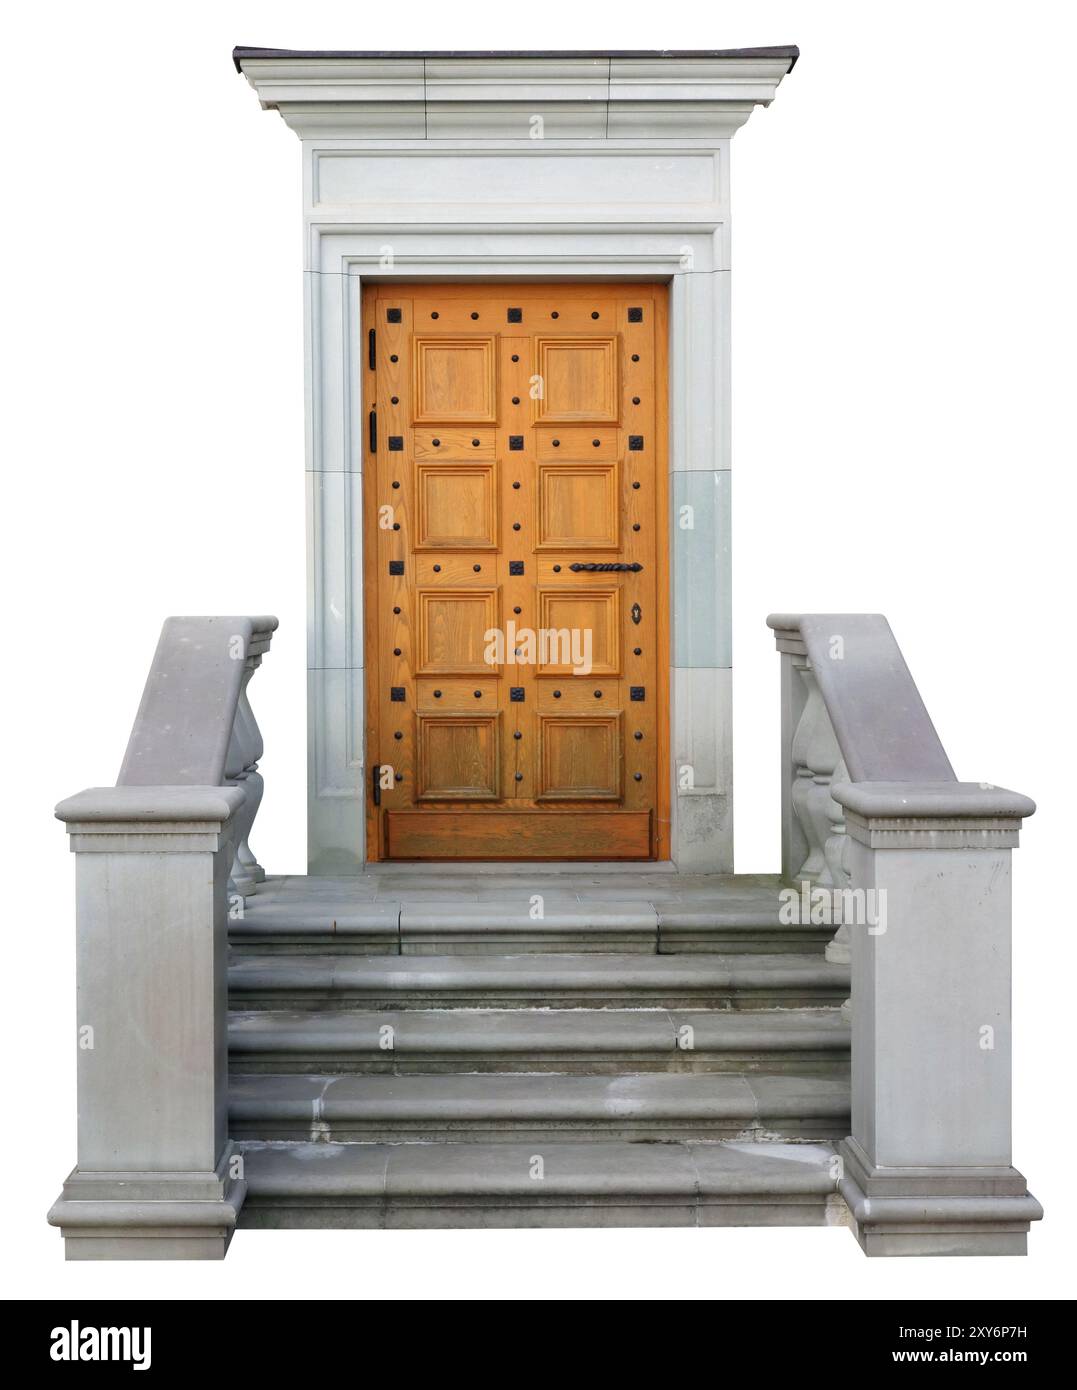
[49,612,1040,1258]
[229,872,851,1230]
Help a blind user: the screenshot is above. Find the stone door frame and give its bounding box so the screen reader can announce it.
[307,225,732,872]
[233,50,799,873]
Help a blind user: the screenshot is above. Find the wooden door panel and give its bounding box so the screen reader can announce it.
[414,429,496,459]
[413,336,498,423]
[415,463,499,550]
[416,588,500,675]
[416,713,500,800]
[536,428,618,460]
[536,462,620,550]
[534,337,619,423]
[365,283,668,860]
[416,677,498,710]
[385,810,653,860]
[536,588,621,676]
[537,713,622,801]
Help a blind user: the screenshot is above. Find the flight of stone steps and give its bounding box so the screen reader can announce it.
[229,873,851,1229]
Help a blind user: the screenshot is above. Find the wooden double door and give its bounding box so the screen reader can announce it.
[363,282,668,860]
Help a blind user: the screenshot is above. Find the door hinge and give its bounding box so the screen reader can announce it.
[369,409,377,453]
[371,763,382,806]
[368,328,376,371]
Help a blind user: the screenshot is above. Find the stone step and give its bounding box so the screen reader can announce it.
[237,1138,845,1229]
[229,900,833,956]
[229,902,400,954]
[228,1006,850,1075]
[228,952,850,1011]
[229,1071,850,1142]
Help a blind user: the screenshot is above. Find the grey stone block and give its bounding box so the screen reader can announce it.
[399,901,659,954]
[837,1137,1041,1257]
[230,899,401,954]
[227,951,850,1011]
[658,906,833,954]
[666,1008,849,1073]
[237,1138,843,1231]
[229,1070,849,1142]
[228,1005,849,1076]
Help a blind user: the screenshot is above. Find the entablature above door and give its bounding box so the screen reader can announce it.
[235,48,797,141]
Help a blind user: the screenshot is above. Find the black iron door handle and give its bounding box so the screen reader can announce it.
[568,562,643,572]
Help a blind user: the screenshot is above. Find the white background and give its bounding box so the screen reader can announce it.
[2,1,1073,1301]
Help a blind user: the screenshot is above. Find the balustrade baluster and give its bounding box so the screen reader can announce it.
[787,656,848,957]
[226,652,268,895]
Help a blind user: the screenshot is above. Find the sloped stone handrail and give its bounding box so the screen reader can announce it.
[766,612,1042,1255]
[116,614,278,892]
[48,615,277,1260]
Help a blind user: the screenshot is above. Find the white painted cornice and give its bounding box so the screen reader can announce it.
[234,48,798,141]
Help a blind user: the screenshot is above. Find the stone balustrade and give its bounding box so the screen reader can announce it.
[48,615,277,1259]
[767,613,1042,1255]
[769,620,851,963]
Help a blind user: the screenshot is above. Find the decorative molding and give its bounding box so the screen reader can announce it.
[237,52,795,140]
[843,819,1024,850]
[834,779,1035,849]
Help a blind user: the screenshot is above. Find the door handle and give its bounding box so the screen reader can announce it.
[568,562,643,572]
[371,763,381,806]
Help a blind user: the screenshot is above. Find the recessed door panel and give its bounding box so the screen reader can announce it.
[416,712,500,801]
[366,284,667,860]
[537,587,620,677]
[537,461,619,550]
[413,336,497,424]
[417,588,500,675]
[537,713,622,800]
[416,463,498,550]
[534,337,619,424]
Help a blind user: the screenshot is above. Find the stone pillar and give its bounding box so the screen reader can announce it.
[48,786,246,1259]
[832,781,1043,1256]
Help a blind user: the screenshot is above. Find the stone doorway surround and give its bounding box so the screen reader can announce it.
[235,47,798,873]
